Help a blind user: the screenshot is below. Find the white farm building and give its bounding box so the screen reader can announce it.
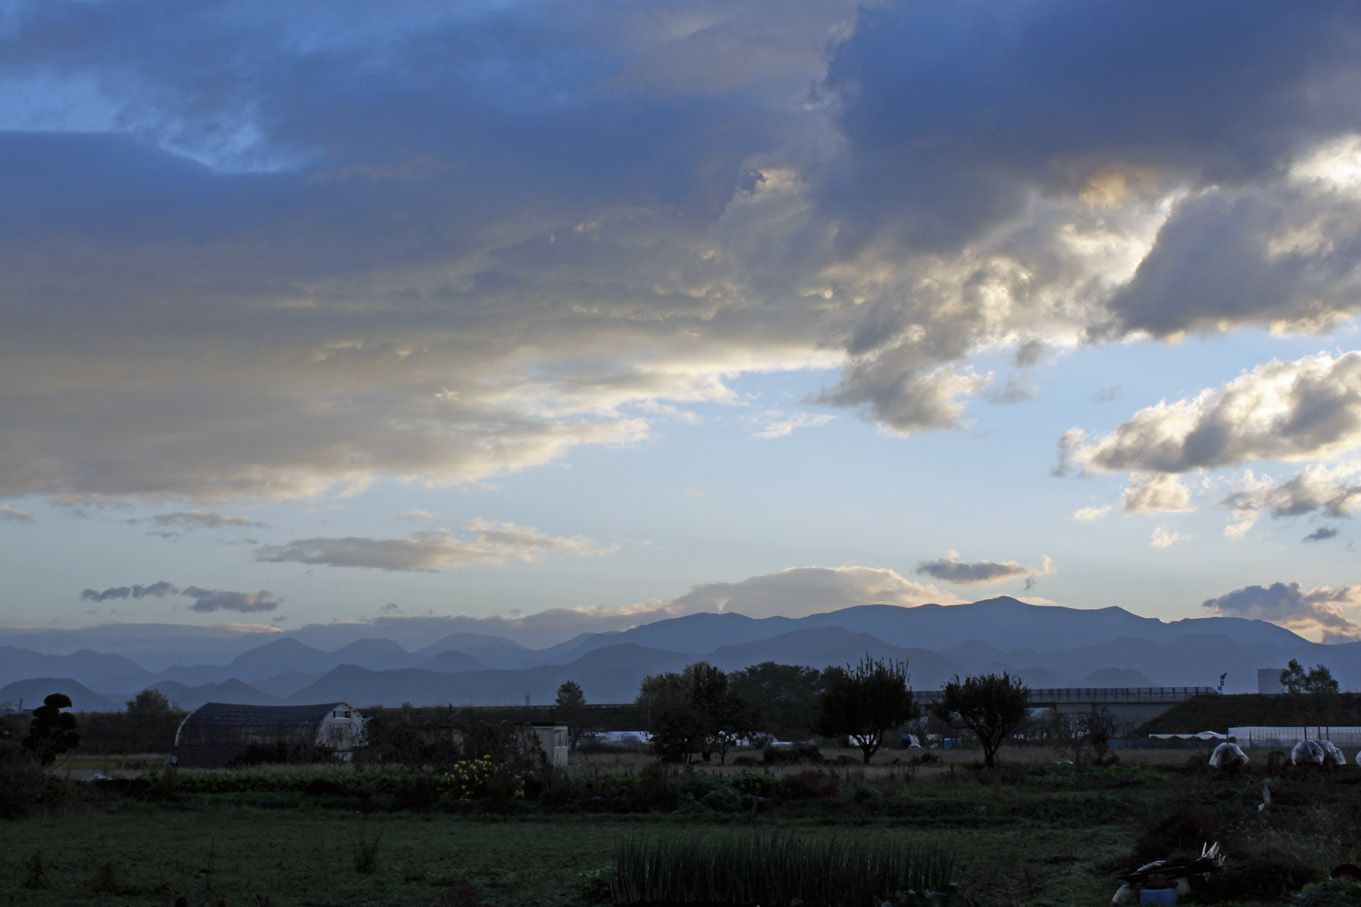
[174,702,367,767]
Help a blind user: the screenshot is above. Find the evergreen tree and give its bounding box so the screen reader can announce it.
[22,693,80,766]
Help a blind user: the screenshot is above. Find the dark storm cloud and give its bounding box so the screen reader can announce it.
[1,1,1359,500]
[822,0,1361,252]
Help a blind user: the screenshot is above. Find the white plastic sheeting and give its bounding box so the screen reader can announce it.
[1292,740,1326,765]
[1208,742,1248,769]
[1148,731,1227,741]
[1231,726,1361,748]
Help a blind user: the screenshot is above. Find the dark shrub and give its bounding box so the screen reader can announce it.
[634,762,675,812]
[391,772,441,811]
[1199,850,1321,903]
[853,785,884,805]
[1129,803,1228,865]
[0,755,46,818]
[778,770,840,801]
[699,785,744,813]
[731,773,779,799]
[22,851,47,890]
[1295,880,1361,906]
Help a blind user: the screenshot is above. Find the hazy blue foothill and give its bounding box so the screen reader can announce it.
[2,597,1354,710]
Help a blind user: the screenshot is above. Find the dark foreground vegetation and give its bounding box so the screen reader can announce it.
[5,745,1361,905]
[6,668,1361,904]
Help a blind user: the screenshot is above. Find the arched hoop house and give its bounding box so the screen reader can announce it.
[173,702,367,767]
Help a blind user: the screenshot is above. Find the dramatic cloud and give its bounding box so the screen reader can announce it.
[79,581,279,613]
[1150,527,1190,549]
[1063,352,1361,476]
[915,551,1054,587]
[2,2,1358,501]
[1109,136,1361,336]
[256,520,614,571]
[1122,473,1195,514]
[1304,526,1341,543]
[1219,463,1361,538]
[1203,581,1361,640]
[1072,505,1112,522]
[0,504,34,523]
[667,565,960,618]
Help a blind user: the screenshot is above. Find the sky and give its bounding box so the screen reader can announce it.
[2,0,1361,645]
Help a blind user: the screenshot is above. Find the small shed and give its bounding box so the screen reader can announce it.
[174,702,367,767]
[532,724,569,767]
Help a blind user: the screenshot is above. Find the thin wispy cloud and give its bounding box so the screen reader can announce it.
[1072,505,1112,522]
[0,504,34,523]
[256,520,615,572]
[1150,527,1190,550]
[751,412,835,439]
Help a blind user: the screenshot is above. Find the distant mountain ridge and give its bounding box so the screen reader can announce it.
[1,596,1351,710]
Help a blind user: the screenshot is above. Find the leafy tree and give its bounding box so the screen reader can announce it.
[933,673,1029,768]
[1280,659,1307,695]
[812,657,916,764]
[1282,660,1340,732]
[1304,664,1339,696]
[554,680,588,750]
[638,662,755,763]
[729,662,824,741]
[125,688,173,716]
[22,693,80,765]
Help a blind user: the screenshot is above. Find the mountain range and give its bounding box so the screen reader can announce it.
[1,597,1353,711]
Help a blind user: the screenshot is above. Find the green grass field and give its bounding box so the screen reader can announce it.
[1,807,1130,906]
[2,750,1358,906]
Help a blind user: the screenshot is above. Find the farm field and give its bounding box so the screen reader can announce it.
[4,749,1361,906]
[1,807,1125,906]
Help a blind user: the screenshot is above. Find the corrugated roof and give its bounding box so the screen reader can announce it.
[175,701,347,748]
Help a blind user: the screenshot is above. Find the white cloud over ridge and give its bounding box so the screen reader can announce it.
[668,565,959,618]
[1,2,1360,501]
[276,564,962,647]
[1203,581,1361,641]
